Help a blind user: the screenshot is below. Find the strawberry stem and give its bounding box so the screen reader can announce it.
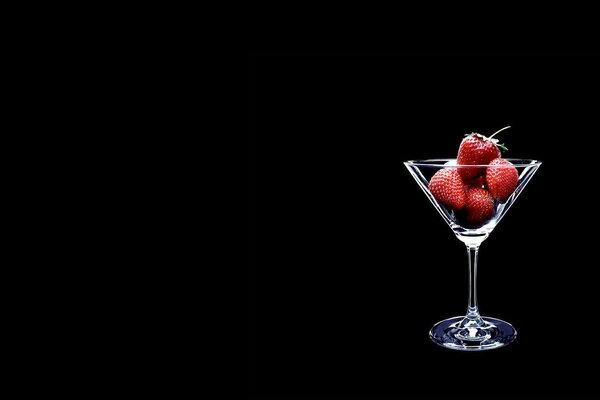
[488,126,511,139]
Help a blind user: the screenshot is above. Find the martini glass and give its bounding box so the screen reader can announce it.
[404,158,541,351]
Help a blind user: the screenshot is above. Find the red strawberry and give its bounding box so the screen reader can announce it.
[486,158,518,203]
[457,127,509,180]
[429,169,465,210]
[464,187,495,224]
[463,176,485,188]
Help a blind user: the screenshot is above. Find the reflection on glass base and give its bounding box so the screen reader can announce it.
[429,316,516,351]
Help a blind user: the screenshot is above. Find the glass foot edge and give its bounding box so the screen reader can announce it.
[429,316,517,351]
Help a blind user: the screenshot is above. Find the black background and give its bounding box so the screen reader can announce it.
[248,53,600,399]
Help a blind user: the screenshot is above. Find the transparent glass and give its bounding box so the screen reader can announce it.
[404,158,541,351]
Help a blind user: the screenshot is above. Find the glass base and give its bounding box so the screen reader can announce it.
[429,316,516,351]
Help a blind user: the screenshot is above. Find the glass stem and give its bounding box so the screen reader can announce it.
[466,245,481,320]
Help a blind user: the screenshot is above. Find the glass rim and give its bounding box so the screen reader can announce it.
[404,158,542,168]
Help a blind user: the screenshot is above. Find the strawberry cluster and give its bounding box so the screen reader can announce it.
[429,128,519,227]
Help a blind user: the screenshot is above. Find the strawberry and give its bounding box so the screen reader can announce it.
[464,187,495,224]
[463,175,485,188]
[486,158,518,203]
[457,126,509,180]
[429,169,465,210]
